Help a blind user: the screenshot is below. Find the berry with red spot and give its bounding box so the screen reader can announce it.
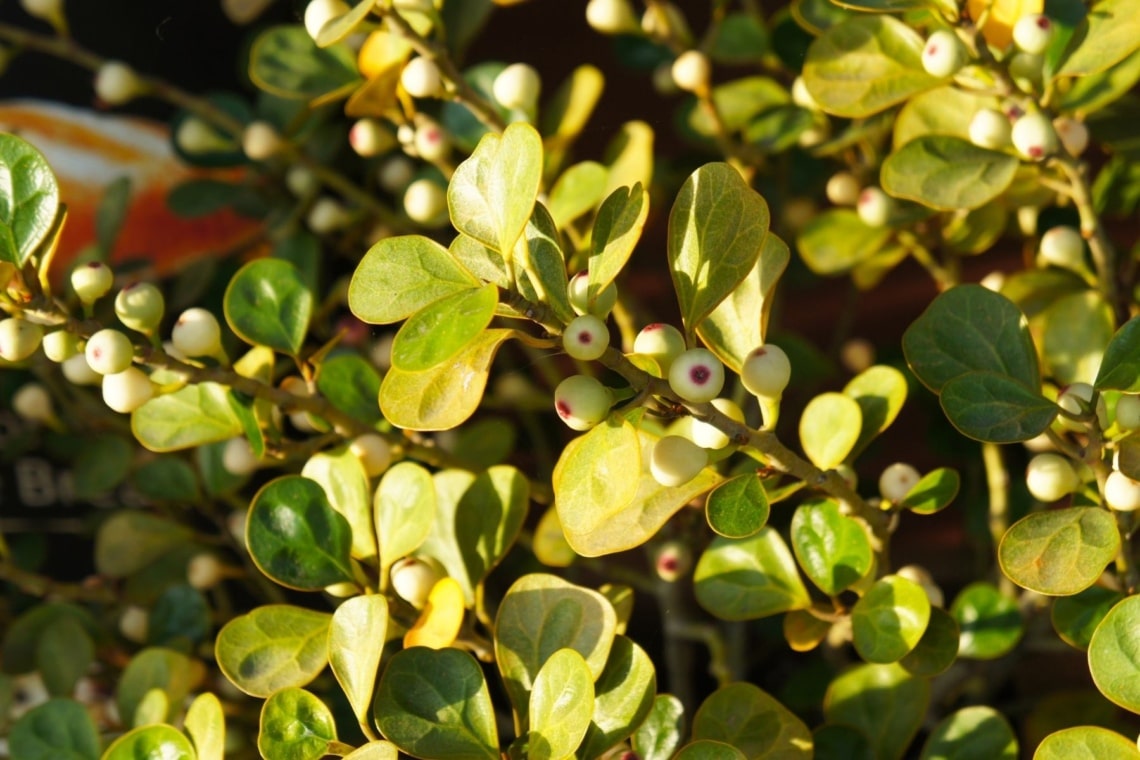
[857,186,892,227]
[1013,13,1054,55]
[85,328,134,375]
[633,322,686,374]
[568,271,618,317]
[668,348,724,403]
[922,30,968,78]
[554,375,613,431]
[1011,112,1058,161]
[563,314,610,361]
[742,343,792,399]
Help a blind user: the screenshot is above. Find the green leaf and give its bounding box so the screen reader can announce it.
[1034,726,1140,759]
[329,594,388,725]
[942,203,1008,256]
[824,664,930,760]
[530,649,595,760]
[603,121,654,199]
[999,507,1120,595]
[951,581,1023,659]
[0,133,60,266]
[1088,595,1140,712]
[940,371,1058,443]
[95,511,194,578]
[96,175,131,254]
[900,467,960,514]
[694,528,812,620]
[1059,48,1140,113]
[133,689,168,727]
[131,457,201,503]
[373,647,499,760]
[453,417,516,468]
[792,0,857,34]
[456,465,529,596]
[1096,316,1140,392]
[549,161,608,230]
[899,606,960,677]
[920,706,1017,759]
[259,687,337,760]
[36,617,93,696]
[494,573,617,728]
[515,202,575,323]
[1052,585,1123,649]
[706,474,770,539]
[802,15,940,118]
[692,683,813,758]
[812,724,875,760]
[683,77,789,138]
[576,636,657,760]
[2,604,98,676]
[1057,0,1140,77]
[791,498,874,596]
[799,392,862,469]
[102,725,196,760]
[710,13,771,63]
[674,741,748,760]
[167,178,249,218]
[8,699,100,760]
[796,209,891,276]
[215,604,331,697]
[349,235,480,325]
[632,695,685,760]
[844,365,908,457]
[668,162,770,339]
[249,25,360,100]
[375,461,436,580]
[224,258,313,356]
[903,284,1041,393]
[132,383,243,452]
[1041,291,1115,386]
[587,183,648,302]
[540,64,605,178]
[343,742,400,760]
[448,122,543,256]
[116,648,195,726]
[882,136,1019,211]
[833,0,956,12]
[697,232,790,374]
[391,284,498,372]
[316,353,382,425]
[303,446,376,562]
[314,0,375,47]
[247,475,355,590]
[185,692,226,760]
[852,575,932,663]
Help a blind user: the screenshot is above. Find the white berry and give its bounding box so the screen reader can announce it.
[1105,470,1140,512]
[413,121,451,163]
[554,375,612,431]
[350,433,392,477]
[585,0,638,34]
[307,197,350,233]
[826,172,861,206]
[115,282,165,334]
[563,314,610,361]
[71,262,113,304]
[650,435,708,488]
[172,308,222,358]
[691,397,744,450]
[286,166,319,197]
[922,30,968,78]
[1116,394,1140,431]
[102,367,154,413]
[42,330,78,363]
[222,437,259,476]
[493,63,541,110]
[668,348,725,403]
[176,117,228,155]
[377,155,416,193]
[742,343,792,399]
[0,318,43,362]
[349,118,395,157]
[969,108,1012,150]
[95,61,143,105]
[1038,226,1085,271]
[304,0,349,41]
[12,383,53,424]
[400,56,444,99]
[568,271,618,318]
[671,50,710,93]
[1026,453,1080,501]
[390,556,445,608]
[633,323,686,374]
[1053,116,1089,157]
[242,121,283,161]
[403,178,449,226]
[187,553,226,590]
[86,329,134,376]
[1011,112,1058,161]
[857,186,893,227]
[119,606,149,643]
[1013,13,1054,55]
[62,353,101,385]
[879,462,921,502]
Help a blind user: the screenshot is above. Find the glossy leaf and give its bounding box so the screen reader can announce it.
[514,202,575,323]
[1034,726,1140,759]
[316,353,382,425]
[541,64,605,174]
[893,86,995,149]
[249,25,359,99]
[102,725,195,760]
[799,392,862,469]
[375,461,436,581]
[329,594,388,724]
[215,604,332,697]
[796,209,891,276]
[692,682,813,758]
[940,371,1058,442]
[588,183,649,304]
[132,383,243,452]
[349,235,479,324]
[116,647,195,726]
[343,743,400,760]
[824,664,930,760]
[374,647,499,760]
[694,528,812,620]
[495,573,617,728]
[185,692,226,760]
[1052,585,1123,650]
[95,511,194,578]
[8,699,100,760]
[404,577,466,649]
[900,468,960,514]
[1057,0,1140,77]
[576,636,657,760]
[882,136,1019,210]
[548,161,608,230]
[0,133,59,266]
[1060,48,1140,113]
[783,609,832,653]
[303,446,376,562]
[603,121,654,199]
[1096,316,1140,392]
[674,741,748,760]
[668,162,770,339]
[448,122,543,256]
[900,607,960,677]
[247,476,355,590]
[391,284,498,372]
[844,365,908,457]
[1088,595,1140,711]
[455,465,529,596]
[706,473,770,539]
[920,706,1017,759]
[999,508,1120,595]
[530,648,595,760]
[533,505,576,568]
[802,15,939,117]
[224,258,313,355]
[258,687,336,760]
[632,695,685,760]
[951,582,1023,659]
[791,498,873,596]
[852,575,931,663]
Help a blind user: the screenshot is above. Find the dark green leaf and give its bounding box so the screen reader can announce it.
[224,258,313,356]
[951,582,1023,659]
[316,353,382,425]
[791,498,874,596]
[694,528,811,620]
[706,473,770,539]
[796,209,891,276]
[215,604,331,697]
[899,607,959,677]
[249,25,360,100]
[851,575,931,663]
[919,706,1017,759]
[9,699,100,760]
[1052,585,1123,650]
[882,136,1019,210]
[0,133,59,266]
[824,664,929,760]
[1096,316,1140,392]
[692,683,813,758]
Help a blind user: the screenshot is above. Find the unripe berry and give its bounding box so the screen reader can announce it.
[85,329,134,375]
[585,0,639,34]
[242,121,283,161]
[568,272,618,318]
[62,353,101,386]
[390,556,446,608]
[691,397,744,450]
[554,375,613,431]
[119,606,149,643]
[895,564,945,607]
[741,343,792,399]
[979,270,1006,292]
[307,196,350,233]
[176,117,229,155]
[304,0,349,40]
[493,63,541,111]
[650,435,708,487]
[1116,394,1140,431]
[12,383,53,424]
[922,30,968,78]
[1013,13,1053,55]
[20,0,63,24]
[115,282,165,334]
[1106,470,1140,512]
[840,337,875,374]
[671,50,710,93]
[349,118,395,157]
[350,433,392,477]
[403,178,449,226]
[41,330,78,363]
[0,318,43,362]
[654,540,693,581]
[222,437,259,476]
[1011,112,1058,161]
[563,314,610,361]
[1053,116,1089,157]
[1026,453,1081,501]
[968,108,1012,150]
[633,323,686,374]
[668,348,725,403]
[102,367,154,413]
[187,553,226,590]
[826,172,861,206]
[857,186,893,227]
[413,121,451,163]
[1038,226,1085,271]
[879,462,921,502]
[1008,52,1045,90]
[1057,382,1108,430]
[94,61,143,105]
[285,166,319,197]
[171,307,222,358]
[71,262,113,304]
[791,76,819,111]
[377,155,416,194]
[400,56,444,98]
